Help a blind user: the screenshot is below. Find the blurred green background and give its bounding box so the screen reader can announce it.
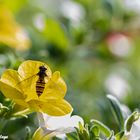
[0,0,140,139]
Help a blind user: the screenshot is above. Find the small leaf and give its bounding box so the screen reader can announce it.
[78,122,84,132]
[107,94,124,130]
[90,125,101,139]
[76,122,90,140]
[12,108,30,118]
[82,129,90,140]
[124,111,139,133]
[107,131,115,140]
[0,103,9,110]
[25,127,32,140]
[90,119,111,137]
[90,125,100,137]
[66,132,79,140]
[0,103,9,117]
[115,131,124,140]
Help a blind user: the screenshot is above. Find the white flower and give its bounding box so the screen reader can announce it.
[127,118,140,140]
[36,112,84,139]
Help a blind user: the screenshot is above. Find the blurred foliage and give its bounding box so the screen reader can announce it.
[1,0,140,139]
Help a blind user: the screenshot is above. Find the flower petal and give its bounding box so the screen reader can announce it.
[0,5,30,50]
[42,113,71,130]
[39,113,83,130]
[0,69,38,102]
[18,60,52,80]
[33,127,74,140]
[19,76,39,101]
[70,115,84,128]
[0,69,21,91]
[32,128,44,140]
[40,71,67,99]
[129,119,140,139]
[0,81,24,100]
[13,99,28,107]
[28,99,73,116]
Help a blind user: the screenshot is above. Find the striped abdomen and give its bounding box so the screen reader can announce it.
[36,77,45,96]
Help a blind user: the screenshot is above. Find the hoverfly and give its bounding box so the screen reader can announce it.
[36,66,47,96]
[17,65,60,97]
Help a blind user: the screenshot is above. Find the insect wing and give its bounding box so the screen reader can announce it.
[16,74,38,93]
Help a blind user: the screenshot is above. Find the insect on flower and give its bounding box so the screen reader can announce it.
[16,64,64,99]
[17,65,49,97]
[0,60,73,116]
[36,66,48,96]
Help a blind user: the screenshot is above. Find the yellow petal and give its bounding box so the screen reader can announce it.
[18,75,39,101]
[32,128,50,140]
[28,99,73,116]
[0,69,21,91]
[32,128,43,140]
[40,71,67,100]
[18,60,52,80]
[14,99,28,107]
[0,81,23,99]
[51,71,60,81]
[0,5,30,50]
[24,87,39,102]
[0,69,38,102]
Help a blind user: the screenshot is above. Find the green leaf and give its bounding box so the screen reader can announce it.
[25,127,32,140]
[0,103,9,117]
[0,103,9,110]
[107,95,124,130]
[66,132,79,140]
[42,19,69,50]
[79,122,84,132]
[76,122,90,140]
[107,131,115,140]
[11,108,30,118]
[90,125,100,137]
[90,125,101,139]
[90,119,111,137]
[124,111,139,133]
[115,131,124,140]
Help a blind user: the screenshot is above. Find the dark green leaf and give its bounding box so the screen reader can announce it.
[107,95,124,130]
[115,131,124,140]
[124,111,139,133]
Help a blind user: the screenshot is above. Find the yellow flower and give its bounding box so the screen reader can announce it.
[0,5,30,50]
[0,60,72,116]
